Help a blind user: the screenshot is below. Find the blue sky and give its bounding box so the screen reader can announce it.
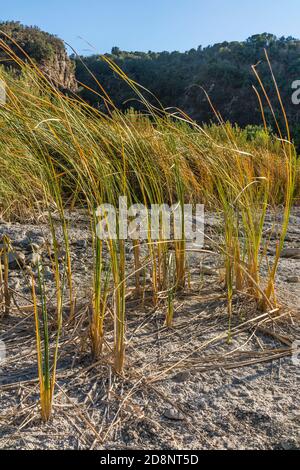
[1,0,299,55]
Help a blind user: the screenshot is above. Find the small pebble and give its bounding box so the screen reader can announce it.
[27,252,41,266]
[281,248,300,259]
[172,371,191,383]
[163,407,185,421]
[286,276,299,284]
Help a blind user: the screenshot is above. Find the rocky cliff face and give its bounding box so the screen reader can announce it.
[40,49,77,92]
[0,21,77,92]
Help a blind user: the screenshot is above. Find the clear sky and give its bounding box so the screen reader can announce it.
[1,0,299,55]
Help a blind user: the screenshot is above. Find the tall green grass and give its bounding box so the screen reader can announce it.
[0,40,298,420]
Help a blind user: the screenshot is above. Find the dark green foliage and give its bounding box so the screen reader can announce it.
[0,21,65,64]
[1,23,300,147]
[74,33,300,147]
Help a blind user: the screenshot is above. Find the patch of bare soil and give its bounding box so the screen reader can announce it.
[0,209,299,450]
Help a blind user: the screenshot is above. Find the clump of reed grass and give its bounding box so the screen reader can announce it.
[31,248,65,422]
[0,38,298,394]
